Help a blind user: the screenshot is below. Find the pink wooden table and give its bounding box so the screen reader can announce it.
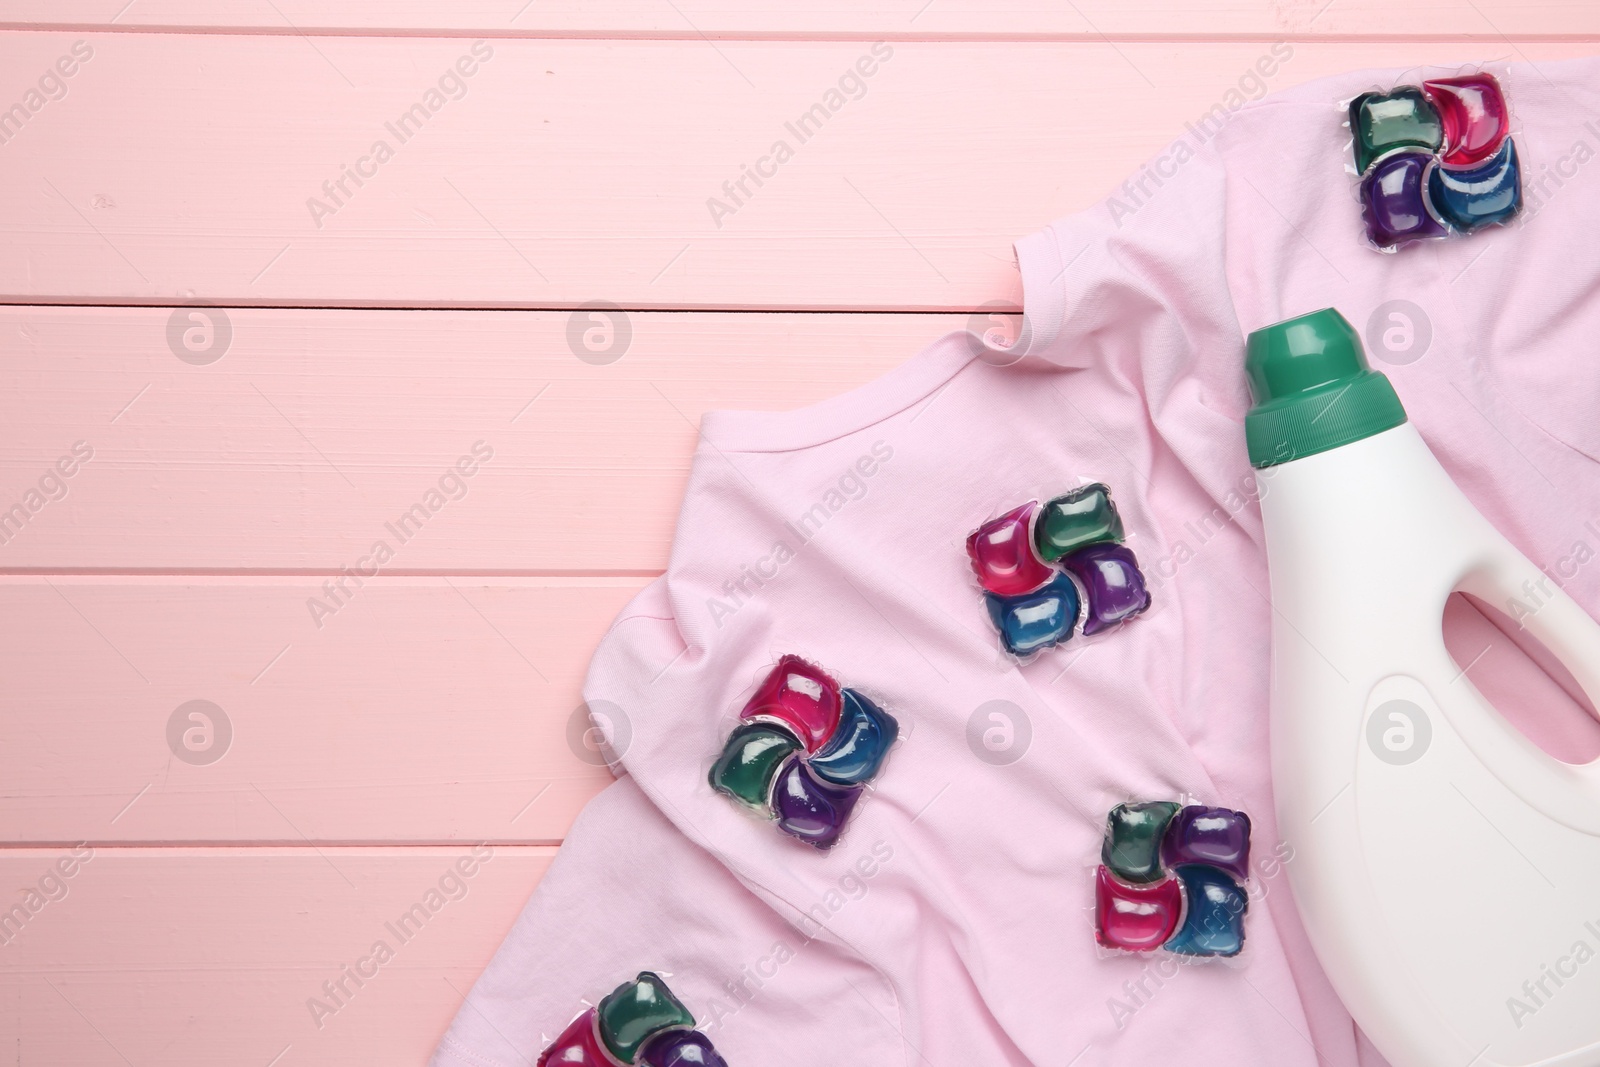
[0,2,1592,1062]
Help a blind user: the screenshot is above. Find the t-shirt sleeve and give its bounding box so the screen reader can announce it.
[1005,135,1254,426]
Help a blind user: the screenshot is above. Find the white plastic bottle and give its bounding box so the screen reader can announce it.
[1245,309,1600,1067]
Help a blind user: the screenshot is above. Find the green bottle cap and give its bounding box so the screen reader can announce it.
[1244,308,1408,468]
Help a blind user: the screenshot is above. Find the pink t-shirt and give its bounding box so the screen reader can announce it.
[434,56,1600,1067]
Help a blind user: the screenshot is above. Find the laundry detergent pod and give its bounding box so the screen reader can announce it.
[640,1029,729,1067]
[1427,138,1522,233]
[1034,483,1124,561]
[967,501,1054,596]
[1164,864,1249,958]
[984,572,1080,657]
[1094,799,1254,963]
[1161,805,1252,883]
[967,482,1151,659]
[708,723,799,816]
[1102,800,1181,884]
[1349,87,1442,173]
[771,756,863,850]
[738,654,841,752]
[1095,866,1184,952]
[597,972,696,1064]
[714,658,898,847]
[1060,542,1152,636]
[1345,67,1522,250]
[808,688,899,787]
[1424,73,1510,167]
[538,1009,613,1067]
[541,976,726,1067]
[1361,150,1448,248]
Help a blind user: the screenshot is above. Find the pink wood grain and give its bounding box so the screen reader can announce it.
[0,308,943,572]
[0,576,642,844]
[5,0,1600,37]
[0,35,1593,309]
[0,845,555,1065]
[4,11,1597,1066]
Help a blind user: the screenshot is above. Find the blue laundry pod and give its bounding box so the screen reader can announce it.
[984,572,1080,656]
[1427,138,1522,233]
[1164,864,1248,958]
[808,688,899,787]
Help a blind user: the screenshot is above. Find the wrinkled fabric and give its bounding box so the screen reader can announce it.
[436,56,1600,1067]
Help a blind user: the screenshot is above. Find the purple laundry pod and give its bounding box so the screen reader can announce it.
[772,756,863,850]
[1161,805,1252,882]
[640,1029,728,1067]
[1060,542,1151,636]
[1360,150,1448,248]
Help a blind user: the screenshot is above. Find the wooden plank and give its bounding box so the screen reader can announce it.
[0,307,936,572]
[0,577,640,843]
[0,845,554,1065]
[5,0,1600,38]
[1,35,1593,309]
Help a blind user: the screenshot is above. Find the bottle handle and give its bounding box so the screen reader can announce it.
[1446,548,1600,827]
[1459,554,1600,723]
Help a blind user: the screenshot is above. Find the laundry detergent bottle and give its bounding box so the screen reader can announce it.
[1245,308,1600,1067]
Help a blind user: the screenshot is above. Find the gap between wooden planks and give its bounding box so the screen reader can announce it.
[6,0,1600,38]
[0,308,951,572]
[0,310,964,845]
[0,36,1594,308]
[2,18,1594,1067]
[0,845,556,1065]
[0,576,638,845]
